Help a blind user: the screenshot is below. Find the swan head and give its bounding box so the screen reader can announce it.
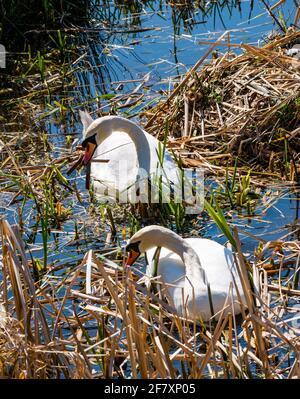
[79,110,132,166]
[79,110,101,165]
[79,111,113,165]
[125,225,181,266]
[81,133,97,165]
[124,227,152,267]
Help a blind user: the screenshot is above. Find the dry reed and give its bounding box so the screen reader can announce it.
[143,29,300,180]
[1,218,299,379]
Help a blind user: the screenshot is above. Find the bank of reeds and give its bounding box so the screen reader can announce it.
[1,217,299,379]
[143,29,300,180]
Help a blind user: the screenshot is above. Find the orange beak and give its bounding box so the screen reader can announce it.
[83,142,97,165]
[125,250,140,267]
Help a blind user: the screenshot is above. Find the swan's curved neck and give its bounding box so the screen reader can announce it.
[95,117,151,173]
[152,230,207,285]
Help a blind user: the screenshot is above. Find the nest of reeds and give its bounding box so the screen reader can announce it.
[143,29,300,179]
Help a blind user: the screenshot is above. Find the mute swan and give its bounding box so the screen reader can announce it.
[79,111,180,203]
[125,225,246,321]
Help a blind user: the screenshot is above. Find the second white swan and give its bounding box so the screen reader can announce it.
[125,225,246,321]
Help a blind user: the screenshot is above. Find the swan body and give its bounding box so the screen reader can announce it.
[126,225,246,322]
[79,112,180,203]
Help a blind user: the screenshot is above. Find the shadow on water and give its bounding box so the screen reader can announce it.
[0,0,256,94]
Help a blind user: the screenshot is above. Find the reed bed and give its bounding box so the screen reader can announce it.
[1,217,299,379]
[143,29,300,180]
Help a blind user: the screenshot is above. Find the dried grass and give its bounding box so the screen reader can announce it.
[1,217,299,379]
[143,29,300,179]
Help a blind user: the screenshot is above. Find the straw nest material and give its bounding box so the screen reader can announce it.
[143,30,300,178]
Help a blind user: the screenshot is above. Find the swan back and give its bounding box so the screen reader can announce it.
[145,236,246,320]
[82,115,146,143]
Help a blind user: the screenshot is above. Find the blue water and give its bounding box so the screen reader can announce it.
[72,0,296,113]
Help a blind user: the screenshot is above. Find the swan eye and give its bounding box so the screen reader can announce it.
[81,133,97,149]
[126,240,141,254]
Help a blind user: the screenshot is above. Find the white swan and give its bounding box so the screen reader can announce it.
[125,225,246,321]
[79,111,180,203]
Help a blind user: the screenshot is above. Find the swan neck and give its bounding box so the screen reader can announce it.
[158,233,206,284]
[97,117,150,172]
